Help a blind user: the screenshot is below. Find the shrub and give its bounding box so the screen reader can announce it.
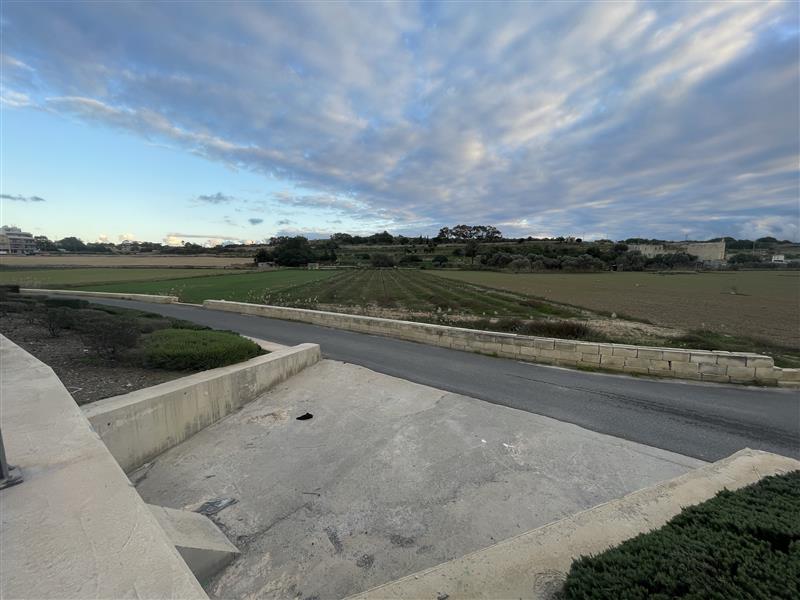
[76,314,141,359]
[432,255,449,267]
[141,329,263,370]
[0,284,20,300]
[43,297,90,310]
[0,300,31,314]
[561,471,800,599]
[517,320,598,340]
[398,255,422,266]
[370,253,396,268]
[38,307,75,337]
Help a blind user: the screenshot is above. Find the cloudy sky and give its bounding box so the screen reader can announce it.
[1,1,798,245]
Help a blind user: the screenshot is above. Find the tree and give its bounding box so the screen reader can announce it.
[464,240,480,265]
[272,236,315,266]
[56,236,87,252]
[34,236,58,252]
[432,255,449,267]
[254,248,272,263]
[438,224,503,241]
[370,253,395,268]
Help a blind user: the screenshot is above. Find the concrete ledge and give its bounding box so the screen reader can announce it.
[148,505,239,585]
[351,448,800,600]
[0,335,207,599]
[83,342,321,472]
[21,287,179,303]
[203,300,794,386]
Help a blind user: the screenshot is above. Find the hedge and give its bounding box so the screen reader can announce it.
[141,328,264,370]
[560,471,800,599]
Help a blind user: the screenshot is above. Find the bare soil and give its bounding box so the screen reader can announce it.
[0,313,188,405]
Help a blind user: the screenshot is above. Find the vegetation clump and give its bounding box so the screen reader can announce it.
[560,471,800,600]
[141,328,263,370]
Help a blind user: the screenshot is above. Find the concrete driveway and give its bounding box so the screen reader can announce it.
[136,360,705,599]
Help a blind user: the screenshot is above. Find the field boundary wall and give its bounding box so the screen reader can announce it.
[21,287,179,303]
[204,300,800,387]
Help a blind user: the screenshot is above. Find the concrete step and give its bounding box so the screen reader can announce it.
[148,504,240,585]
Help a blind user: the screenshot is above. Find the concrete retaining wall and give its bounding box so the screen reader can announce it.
[83,342,321,472]
[0,335,207,599]
[204,300,800,387]
[22,287,179,303]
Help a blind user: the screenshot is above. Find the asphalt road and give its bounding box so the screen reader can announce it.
[89,298,799,462]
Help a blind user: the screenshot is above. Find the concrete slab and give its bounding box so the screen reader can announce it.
[352,448,800,599]
[149,505,240,585]
[135,360,706,599]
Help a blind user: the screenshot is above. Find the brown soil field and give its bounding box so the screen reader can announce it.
[0,254,252,268]
[433,270,800,348]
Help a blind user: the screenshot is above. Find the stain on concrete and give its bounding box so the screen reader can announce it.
[247,409,289,425]
[356,554,374,569]
[389,534,415,548]
[324,527,344,554]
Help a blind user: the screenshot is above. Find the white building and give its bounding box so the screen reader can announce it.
[0,226,37,255]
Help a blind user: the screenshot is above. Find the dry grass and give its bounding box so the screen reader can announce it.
[0,254,252,268]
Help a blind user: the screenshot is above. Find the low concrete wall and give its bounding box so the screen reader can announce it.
[83,342,321,472]
[204,300,800,387]
[21,287,179,303]
[351,448,800,600]
[0,335,207,599]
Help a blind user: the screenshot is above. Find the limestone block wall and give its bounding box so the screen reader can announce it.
[83,342,321,472]
[204,300,799,387]
[22,288,179,303]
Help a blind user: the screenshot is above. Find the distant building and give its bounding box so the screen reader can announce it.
[771,254,786,264]
[629,240,726,263]
[307,262,320,270]
[0,226,37,255]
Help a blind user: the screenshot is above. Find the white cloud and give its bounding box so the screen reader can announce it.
[2,1,798,239]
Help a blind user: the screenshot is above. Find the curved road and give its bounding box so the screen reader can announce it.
[90,298,798,462]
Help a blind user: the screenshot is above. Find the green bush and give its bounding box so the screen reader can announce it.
[43,297,90,309]
[560,471,800,599]
[141,329,263,370]
[75,313,141,359]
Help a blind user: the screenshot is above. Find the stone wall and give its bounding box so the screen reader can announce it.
[22,288,179,303]
[204,300,799,387]
[83,342,321,472]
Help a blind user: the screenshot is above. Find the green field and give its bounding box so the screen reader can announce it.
[432,270,800,347]
[64,266,800,362]
[257,269,574,318]
[0,268,231,288]
[78,269,339,304]
[79,268,571,318]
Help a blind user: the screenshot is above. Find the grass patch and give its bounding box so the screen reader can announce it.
[0,267,232,288]
[560,471,800,600]
[141,328,264,370]
[77,269,338,303]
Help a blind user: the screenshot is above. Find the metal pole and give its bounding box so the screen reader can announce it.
[0,428,23,490]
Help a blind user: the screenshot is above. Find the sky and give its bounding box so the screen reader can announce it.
[1,1,798,246]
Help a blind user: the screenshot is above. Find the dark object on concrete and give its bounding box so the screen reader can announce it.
[437,593,450,600]
[356,554,374,569]
[194,497,238,516]
[296,412,313,421]
[0,428,23,490]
